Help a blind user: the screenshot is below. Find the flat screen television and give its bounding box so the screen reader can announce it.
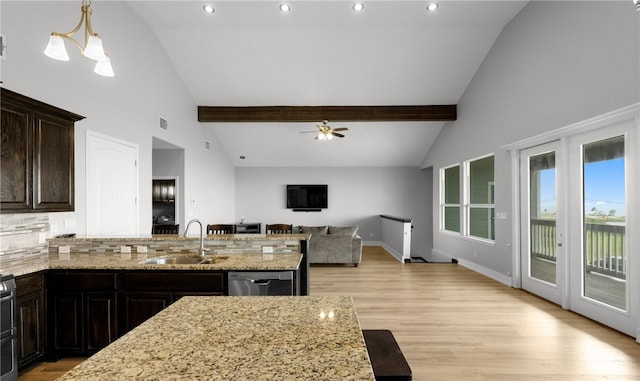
[286,184,328,210]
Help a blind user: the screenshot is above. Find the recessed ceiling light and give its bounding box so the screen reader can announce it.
[353,3,364,12]
[202,4,215,13]
[426,2,439,12]
[280,3,291,12]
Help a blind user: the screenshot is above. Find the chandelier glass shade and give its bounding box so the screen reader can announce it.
[44,0,114,77]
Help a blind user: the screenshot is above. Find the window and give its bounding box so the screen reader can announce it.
[440,164,461,233]
[465,155,495,241]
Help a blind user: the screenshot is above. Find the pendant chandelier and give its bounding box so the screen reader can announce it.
[44,0,114,77]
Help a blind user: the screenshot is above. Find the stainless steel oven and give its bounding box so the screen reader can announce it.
[0,274,17,381]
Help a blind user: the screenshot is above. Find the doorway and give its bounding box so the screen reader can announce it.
[152,137,185,234]
[514,105,639,339]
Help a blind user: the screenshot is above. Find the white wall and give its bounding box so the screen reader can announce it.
[422,1,640,278]
[1,1,235,236]
[235,167,433,259]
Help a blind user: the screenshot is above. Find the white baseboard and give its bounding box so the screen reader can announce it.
[363,242,405,263]
[431,248,453,263]
[380,242,403,262]
[433,248,512,286]
[456,258,512,287]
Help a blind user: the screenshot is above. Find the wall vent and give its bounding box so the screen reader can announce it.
[205,141,210,150]
[160,117,168,130]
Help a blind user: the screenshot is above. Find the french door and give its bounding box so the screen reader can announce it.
[519,116,639,338]
[520,141,566,306]
[568,124,638,337]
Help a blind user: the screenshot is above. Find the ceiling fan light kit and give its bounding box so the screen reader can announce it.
[305,120,348,141]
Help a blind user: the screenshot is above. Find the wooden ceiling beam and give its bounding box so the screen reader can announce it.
[197,105,457,123]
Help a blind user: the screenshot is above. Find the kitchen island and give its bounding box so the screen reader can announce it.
[56,296,375,380]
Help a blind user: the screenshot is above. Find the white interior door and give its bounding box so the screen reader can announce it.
[568,122,638,338]
[520,141,566,306]
[86,131,139,236]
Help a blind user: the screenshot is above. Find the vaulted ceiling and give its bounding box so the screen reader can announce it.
[133,1,528,167]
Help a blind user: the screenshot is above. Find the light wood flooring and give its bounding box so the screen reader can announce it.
[20,246,640,380]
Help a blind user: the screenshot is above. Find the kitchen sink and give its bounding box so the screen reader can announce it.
[139,255,229,265]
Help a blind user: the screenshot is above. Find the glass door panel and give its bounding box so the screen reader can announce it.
[582,135,626,311]
[529,151,557,285]
[520,141,563,305]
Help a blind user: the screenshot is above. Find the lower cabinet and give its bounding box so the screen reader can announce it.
[118,271,224,335]
[47,270,224,357]
[47,272,117,357]
[119,292,172,334]
[16,272,46,369]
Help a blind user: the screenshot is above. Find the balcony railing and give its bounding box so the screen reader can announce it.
[530,219,626,280]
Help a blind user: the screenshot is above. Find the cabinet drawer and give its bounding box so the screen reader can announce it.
[49,272,116,291]
[16,272,44,297]
[119,271,224,292]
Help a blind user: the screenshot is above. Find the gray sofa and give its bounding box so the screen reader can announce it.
[299,225,362,267]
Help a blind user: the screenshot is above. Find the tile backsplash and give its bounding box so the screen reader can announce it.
[0,213,49,275]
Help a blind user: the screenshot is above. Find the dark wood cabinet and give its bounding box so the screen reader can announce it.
[47,272,117,357]
[46,270,224,357]
[119,292,171,333]
[152,179,175,203]
[0,88,84,213]
[118,271,224,335]
[15,272,46,369]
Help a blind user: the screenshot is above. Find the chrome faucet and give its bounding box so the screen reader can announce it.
[184,219,209,256]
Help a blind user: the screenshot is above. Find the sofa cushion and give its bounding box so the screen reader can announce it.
[328,226,358,237]
[299,225,328,235]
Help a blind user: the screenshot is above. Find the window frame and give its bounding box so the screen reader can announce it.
[463,153,496,244]
[439,163,462,235]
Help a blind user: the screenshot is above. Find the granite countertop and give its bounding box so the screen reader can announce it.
[49,252,302,271]
[57,296,375,381]
[53,233,311,241]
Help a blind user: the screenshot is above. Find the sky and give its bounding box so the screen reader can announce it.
[537,157,625,218]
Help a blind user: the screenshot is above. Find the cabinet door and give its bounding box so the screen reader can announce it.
[0,99,32,211]
[85,294,117,352]
[152,180,175,203]
[33,112,74,212]
[17,294,44,366]
[15,273,45,368]
[119,292,171,334]
[51,293,83,353]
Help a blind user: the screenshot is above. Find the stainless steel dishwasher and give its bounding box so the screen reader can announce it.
[228,271,294,296]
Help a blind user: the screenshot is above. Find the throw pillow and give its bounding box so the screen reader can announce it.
[299,225,328,235]
[328,226,358,236]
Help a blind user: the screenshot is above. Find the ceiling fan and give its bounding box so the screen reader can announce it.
[301,120,348,140]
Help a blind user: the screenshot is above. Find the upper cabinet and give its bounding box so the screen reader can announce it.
[1,88,84,213]
[152,179,175,203]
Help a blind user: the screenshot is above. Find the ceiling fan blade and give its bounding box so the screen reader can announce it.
[332,127,349,132]
[332,132,345,138]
